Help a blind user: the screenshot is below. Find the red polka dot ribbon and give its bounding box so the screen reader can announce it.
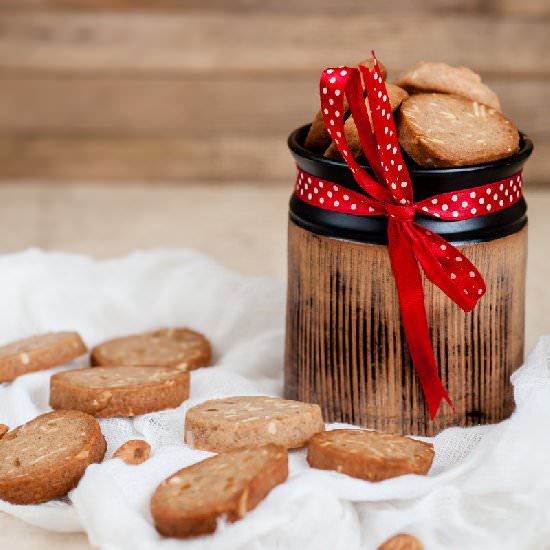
[296,53,524,419]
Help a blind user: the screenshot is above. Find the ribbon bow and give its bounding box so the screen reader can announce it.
[318,55,490,418]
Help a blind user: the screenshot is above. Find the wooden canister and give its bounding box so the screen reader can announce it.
[284,125,533,436]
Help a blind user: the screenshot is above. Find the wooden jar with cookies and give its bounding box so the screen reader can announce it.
[285,55,533,436]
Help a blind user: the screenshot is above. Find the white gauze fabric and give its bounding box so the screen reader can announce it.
[1,249,550,550]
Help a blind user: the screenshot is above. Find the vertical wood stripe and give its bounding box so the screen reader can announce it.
[284,222,527,436]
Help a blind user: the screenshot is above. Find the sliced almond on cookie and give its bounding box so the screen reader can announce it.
[0,424,9,440]
[90,327,211,371]
[307,429,434,482]
[0,332,87,383]
[398,93,519,167]
[0,410,106,504]
[50,365,189,418]
[151,444,288,538]
[185,395,324,452]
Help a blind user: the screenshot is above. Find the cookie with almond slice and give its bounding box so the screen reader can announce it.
[185,396,324,452]
[151,444,288,538]
[397,93,519,167]
[0,410,105,504]
[50,365,189,417]
[307,429,434,482]
[0,332,87,383]
[90,327,211,371]
[396,61,500,110]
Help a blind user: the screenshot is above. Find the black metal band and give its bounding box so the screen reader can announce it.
[288,124,533,245]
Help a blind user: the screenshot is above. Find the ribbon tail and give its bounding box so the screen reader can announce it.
[387,221,455,419]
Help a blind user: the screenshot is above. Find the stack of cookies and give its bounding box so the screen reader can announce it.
[304,59,520,168]
[0,327,429,547]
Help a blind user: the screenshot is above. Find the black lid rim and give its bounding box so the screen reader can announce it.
[288,124,532,244]
[288,124,534,180]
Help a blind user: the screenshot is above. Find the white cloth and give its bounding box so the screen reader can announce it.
[1,249,549,550]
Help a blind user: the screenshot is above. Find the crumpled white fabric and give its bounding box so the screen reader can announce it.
[1,249,549,550]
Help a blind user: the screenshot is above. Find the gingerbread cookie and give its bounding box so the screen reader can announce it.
[307,429,434,482]
[0,332,87,383]
[396,61,500,110]
[90,327,211,371]
[151,444,288,538]
[185,396,324,452]
[398,93,519,167]
[113,440,151,465]
[50,365,189,417]
[0,410,106,504]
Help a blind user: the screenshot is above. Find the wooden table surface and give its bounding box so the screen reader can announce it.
[1,182,549,549]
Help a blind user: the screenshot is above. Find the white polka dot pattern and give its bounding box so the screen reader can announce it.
[295,169,385,216]
[360,59,413,206]
[415,173,523,220]
[296,168,523,222]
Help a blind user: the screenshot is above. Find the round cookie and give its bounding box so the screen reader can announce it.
[307,429,434,482]
[151,444,288,538]
[50,365,190,417]
[304,108,334,155]
[90,327,211,371]
[324,83,409,160]
[0,332,87,383]
[0,410,106,504]
[185,396,324,452]
[113,440,151,465]
[397,93,519,167]
[396,61,501,110]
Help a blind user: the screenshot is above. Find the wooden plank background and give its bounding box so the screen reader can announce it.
[0,1,548,184]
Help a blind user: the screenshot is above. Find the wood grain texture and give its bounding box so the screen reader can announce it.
[0,136,294,180]
[1,135,547,184]
[0,5,547,184]
[285,222,527,436]
[0,77,546,138]
[0,13,548,76]
[3,0,549,17]
[0,0,488,13]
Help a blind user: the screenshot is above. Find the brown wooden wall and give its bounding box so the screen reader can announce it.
[0,1,548,183]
